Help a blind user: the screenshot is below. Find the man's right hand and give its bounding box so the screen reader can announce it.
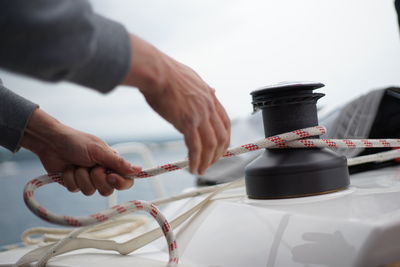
[123,35,231,175]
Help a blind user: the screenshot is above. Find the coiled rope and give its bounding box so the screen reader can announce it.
[19,126,400,266]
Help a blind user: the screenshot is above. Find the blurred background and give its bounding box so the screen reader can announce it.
[1,0,400,247]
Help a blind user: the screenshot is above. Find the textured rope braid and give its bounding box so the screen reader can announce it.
[21,126,400,266]
[17,180,244,267]
[22,216,148,245]
[130,126,328,178]
[23,175,178,267]
[129,126,400,178]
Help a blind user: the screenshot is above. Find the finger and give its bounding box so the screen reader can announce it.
[184,127,202,174]
[90,166,114,196]
[75,167,96,196]
[62,166,79,192]
[214,96,231,152]
[209,114,228,164]
[197,119,217,175]
[93,146,141,176]
[213,94,231,130]
[111,148,119,155]
[106,173,134,191]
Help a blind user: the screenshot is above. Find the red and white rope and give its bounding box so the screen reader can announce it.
[129,126,400,179]
[23,174,178,266]
[22,125,400,266]
[130,126,328,178]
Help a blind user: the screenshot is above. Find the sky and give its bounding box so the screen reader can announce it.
[2,0,400,141]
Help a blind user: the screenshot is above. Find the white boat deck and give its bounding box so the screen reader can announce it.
[1,166,400,267]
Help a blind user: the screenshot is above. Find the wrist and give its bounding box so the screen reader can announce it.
[122,34,168,93]
[20,108,64,154]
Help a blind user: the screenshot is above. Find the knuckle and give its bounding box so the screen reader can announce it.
[94,166,107,179]
[90,168,102,179]
[202,98,215,113]
[204,137,217,149]
[75,167,87,177]
[88,142,108,159]
[216,131,226,144]
[116,156,126,167]
[183,115,198,128]
[87,142,101,155]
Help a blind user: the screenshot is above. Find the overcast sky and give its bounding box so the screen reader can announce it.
[2,0,400,141]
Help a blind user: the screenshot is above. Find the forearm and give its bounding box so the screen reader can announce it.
[0,80,38,152]
[122,35,231,175]
[0,0,131,93]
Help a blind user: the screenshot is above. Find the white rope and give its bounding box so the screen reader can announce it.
[16,180,244,267]
[18,126,400,266]
[347,149,400,166]
[22,216,148,245]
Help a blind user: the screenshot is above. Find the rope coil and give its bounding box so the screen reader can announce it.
[20,126,400,266]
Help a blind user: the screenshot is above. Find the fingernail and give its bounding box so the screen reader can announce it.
[73,189,80,193]
[130,164,141,172]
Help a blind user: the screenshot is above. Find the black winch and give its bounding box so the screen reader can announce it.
[245,82,350,199]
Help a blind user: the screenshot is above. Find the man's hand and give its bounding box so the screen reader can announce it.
[124,35,231,175]
[21,108,140,196]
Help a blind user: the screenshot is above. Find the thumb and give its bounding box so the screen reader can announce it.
[95,147,141,176]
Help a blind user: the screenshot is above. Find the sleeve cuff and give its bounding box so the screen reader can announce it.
[0,83,39,152]
[67,14,131,93]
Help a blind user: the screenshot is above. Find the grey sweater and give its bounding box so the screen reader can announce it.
[0,0,131,152]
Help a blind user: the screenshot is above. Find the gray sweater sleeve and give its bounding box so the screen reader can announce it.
[0,79,38,152]
[0,0,131,93]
